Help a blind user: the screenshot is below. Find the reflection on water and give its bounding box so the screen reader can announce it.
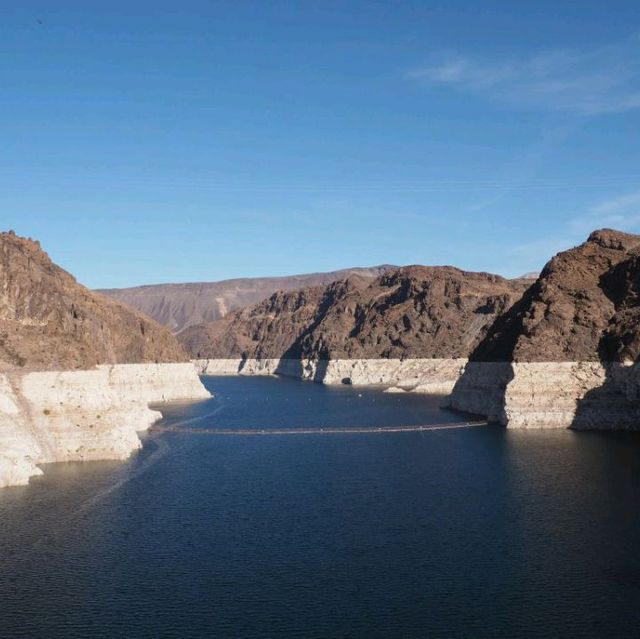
[1,375,640,638]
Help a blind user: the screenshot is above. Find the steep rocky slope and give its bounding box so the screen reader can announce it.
[0,231,208,487]
[0,231,188,371]
[100,265,395,333]
[470,229,640,363]
[447,229,640,429]
[181,266,530,387]
[295,267,531,361]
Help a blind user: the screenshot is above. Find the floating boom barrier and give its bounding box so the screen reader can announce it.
[150,421,488,436]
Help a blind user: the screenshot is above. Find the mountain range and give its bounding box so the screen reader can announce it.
[100,265,395,333]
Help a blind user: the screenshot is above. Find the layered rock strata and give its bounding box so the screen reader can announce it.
[447,230,640,429]
[1,363,209,487]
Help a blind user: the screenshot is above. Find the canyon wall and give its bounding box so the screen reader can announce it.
[184,266,528,397]
[445,361,640,430]
[0,363,209,488]
[447,230,640,429]
[180,267,530,362]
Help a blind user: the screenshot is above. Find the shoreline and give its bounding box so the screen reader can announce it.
[0,362,210,488]
[195,357,640,431]
[193,357,468,394]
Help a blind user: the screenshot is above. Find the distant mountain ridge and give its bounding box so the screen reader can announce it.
[178,266,530,360]
[99,265,396,333]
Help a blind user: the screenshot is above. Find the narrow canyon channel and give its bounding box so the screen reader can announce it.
[2,375,640,638]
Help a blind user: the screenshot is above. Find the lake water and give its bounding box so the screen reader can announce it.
[2,375,640,638]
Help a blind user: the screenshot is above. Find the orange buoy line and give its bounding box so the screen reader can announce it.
[150,421,488,436]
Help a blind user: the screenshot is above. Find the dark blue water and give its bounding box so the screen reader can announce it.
[2,375,640,638]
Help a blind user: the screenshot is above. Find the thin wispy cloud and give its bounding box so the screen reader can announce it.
[569,189,640,233]
[408,34,640,115]
[509,188,640,266]
[589,190,640,215]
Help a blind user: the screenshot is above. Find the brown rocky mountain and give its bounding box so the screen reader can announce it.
[0,231,188,371]
[469,229,640,363]
[100,265,395,334]
[178,266,530,360]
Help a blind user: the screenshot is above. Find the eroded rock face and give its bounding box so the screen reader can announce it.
[448,229,640,429]
[180,266,530,365]
[0,231,188,370]
[471,229,640,363]
[179,279,345,360]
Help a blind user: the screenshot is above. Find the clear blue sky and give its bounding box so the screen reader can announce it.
[2,1,640,288]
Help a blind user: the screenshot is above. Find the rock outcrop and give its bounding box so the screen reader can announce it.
[447,229,640,429]
[0,231,187,370]
[100,265,395,333]
[182,266,529,390]
[0,231,209,487]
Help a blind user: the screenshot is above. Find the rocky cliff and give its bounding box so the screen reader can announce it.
[182,266,529,389]
[0,231,209,487]
[0,231,188,371]
[447,229,640,429]
[100,265,395,333]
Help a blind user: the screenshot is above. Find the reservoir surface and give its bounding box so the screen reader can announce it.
[2,375,640,638]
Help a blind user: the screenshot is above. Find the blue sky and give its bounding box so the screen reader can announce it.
[1,1,640,288]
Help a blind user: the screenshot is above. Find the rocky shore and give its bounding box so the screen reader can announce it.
[0,363,209,487]
[0,232,209,487]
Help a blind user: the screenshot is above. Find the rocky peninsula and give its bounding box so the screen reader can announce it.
[0,231,209,487]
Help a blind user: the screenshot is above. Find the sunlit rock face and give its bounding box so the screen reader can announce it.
[0,363,210,487]
[0,231,189,371]
[180,266,529,362]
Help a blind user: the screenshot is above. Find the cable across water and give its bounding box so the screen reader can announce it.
[150,421,488,436]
